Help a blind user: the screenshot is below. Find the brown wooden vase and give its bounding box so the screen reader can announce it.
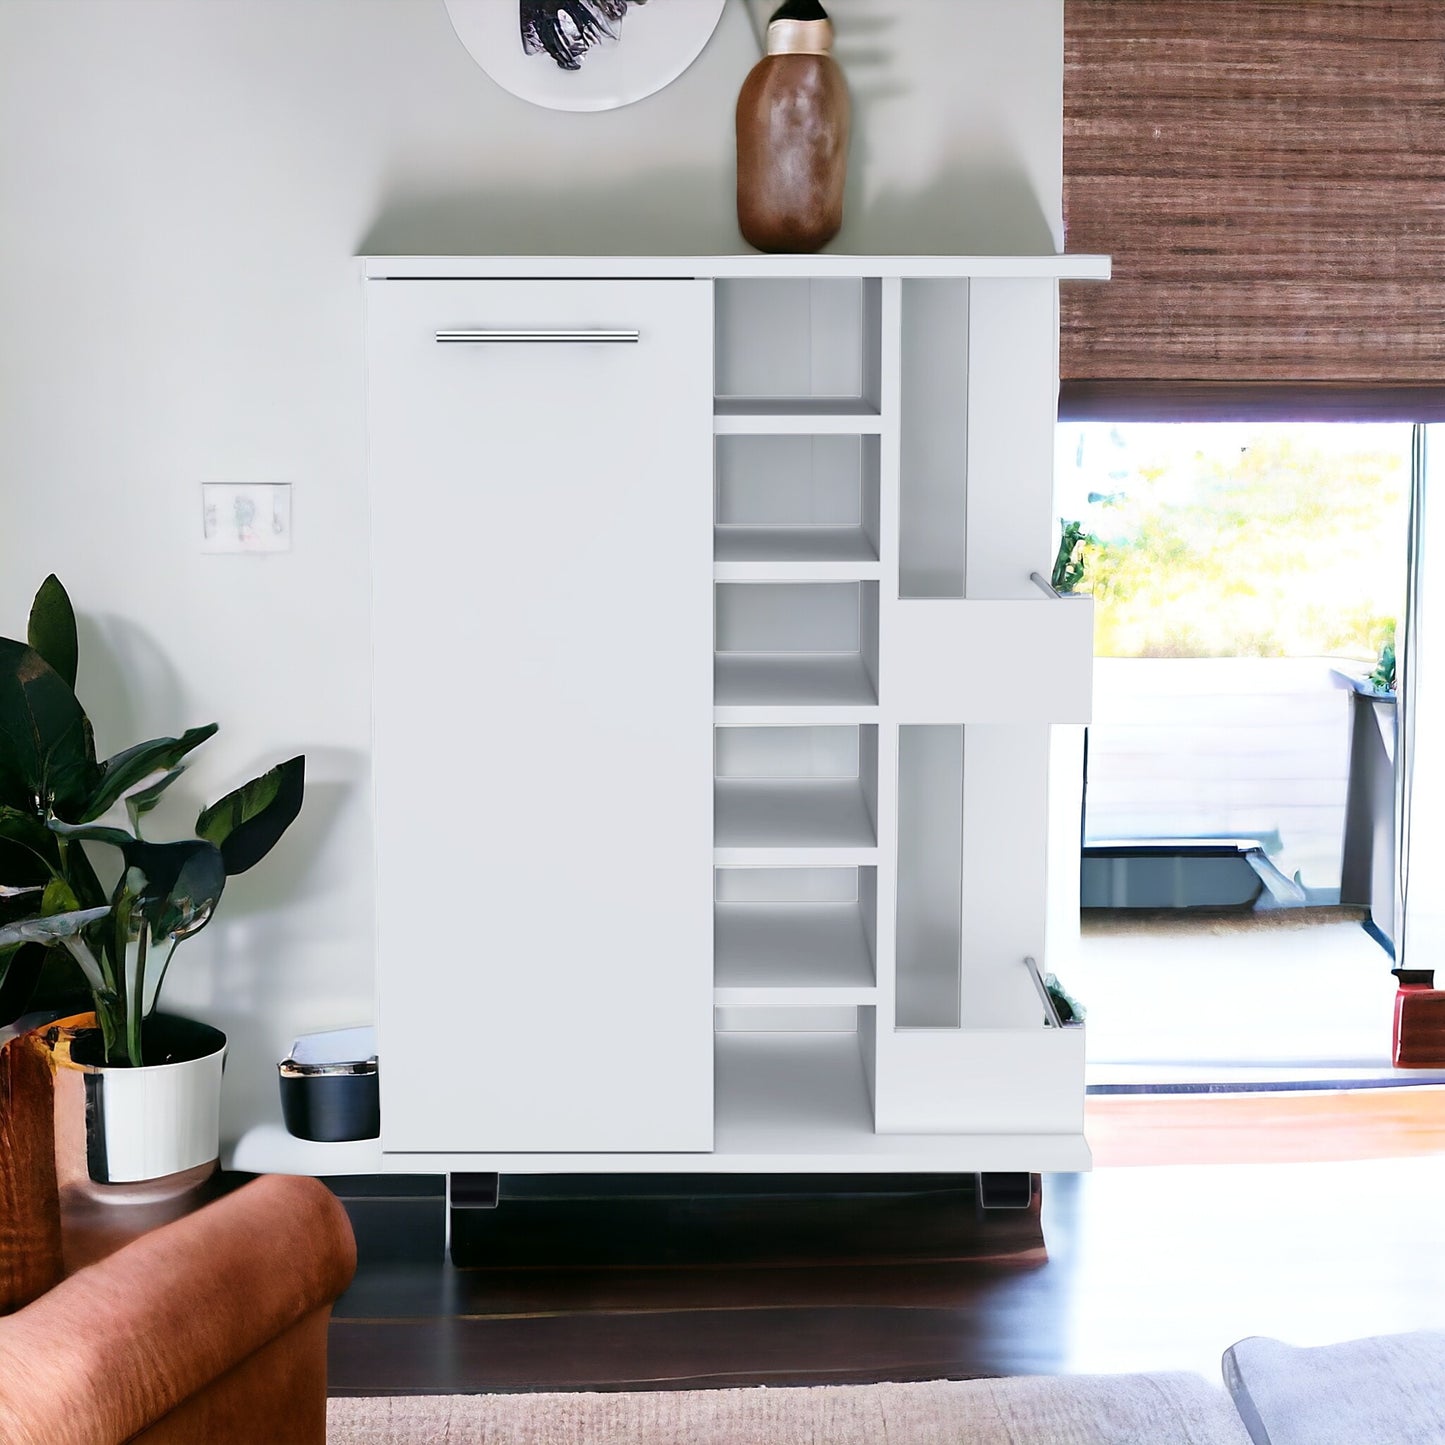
[736,1,850,254]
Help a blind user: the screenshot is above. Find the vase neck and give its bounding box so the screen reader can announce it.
[767,17,834,56]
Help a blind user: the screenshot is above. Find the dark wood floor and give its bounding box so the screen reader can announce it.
[326,1151,1445,1395]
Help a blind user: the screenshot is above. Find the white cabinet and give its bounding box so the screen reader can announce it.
[364,254,1109,1176]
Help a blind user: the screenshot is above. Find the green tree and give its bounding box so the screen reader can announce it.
[1066,426,1408,660]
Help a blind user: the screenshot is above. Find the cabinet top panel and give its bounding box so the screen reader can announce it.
[361,254,1111,282]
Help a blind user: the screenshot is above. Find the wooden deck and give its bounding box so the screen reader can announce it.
[1088,1083,1445,1166]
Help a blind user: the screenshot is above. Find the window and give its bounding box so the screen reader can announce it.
[1057,420,1410,896]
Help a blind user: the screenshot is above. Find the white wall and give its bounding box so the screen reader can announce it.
[0,0,1063,1147]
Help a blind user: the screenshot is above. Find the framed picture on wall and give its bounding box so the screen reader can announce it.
[444,0,728,112]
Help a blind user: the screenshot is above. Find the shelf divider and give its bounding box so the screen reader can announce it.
[714,526,880,581]
[714,399,884,436]
[714,843,878,868]
[714,654,878,709]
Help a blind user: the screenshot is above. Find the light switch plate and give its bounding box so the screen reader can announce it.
[202,483,292,553]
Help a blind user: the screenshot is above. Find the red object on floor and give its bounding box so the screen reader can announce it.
[1392,969,1445,1067]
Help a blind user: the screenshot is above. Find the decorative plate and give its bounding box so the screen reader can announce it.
[444,0,728,113]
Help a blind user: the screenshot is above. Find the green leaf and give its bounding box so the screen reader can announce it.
[0,804,52,847]
[0,906,111,949]
[48,819,135,849]
[197,755,304,876]
[0,812,60,919]
[0,816,61,905]
[40,876,80,915]
[26,575,78,690]
[0,639,100,816]
[125,767,185,832]
[78,723,217,823]
[117,838,226,944]
[1051,519,1091,596]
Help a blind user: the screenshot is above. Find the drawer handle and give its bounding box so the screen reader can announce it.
[435,329,640,344]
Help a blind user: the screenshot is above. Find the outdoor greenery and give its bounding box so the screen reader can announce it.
[1050,518,1092,595]
[0,577,304,1066]
[1057,424,1409,661]
[1044,973,1085,1026]
[1370,634,1397,693]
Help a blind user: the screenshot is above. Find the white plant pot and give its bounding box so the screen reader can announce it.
[66,1015,227,1185]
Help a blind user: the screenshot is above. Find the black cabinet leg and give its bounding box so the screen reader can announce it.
[977,1172,1035,1210]
[449,1173,501,1264]
[450,1172,500,1209]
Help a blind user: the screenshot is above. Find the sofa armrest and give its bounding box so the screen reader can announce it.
[0,1174,355,1445]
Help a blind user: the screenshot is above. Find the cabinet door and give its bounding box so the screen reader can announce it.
[367,279,714,1153]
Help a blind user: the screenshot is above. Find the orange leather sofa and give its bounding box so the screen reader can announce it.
[0,1016,356,1445]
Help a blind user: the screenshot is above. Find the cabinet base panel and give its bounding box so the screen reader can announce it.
[229,1122,1090,1179]
[387,1033,1090,1175]
[448,1172,1043,1269]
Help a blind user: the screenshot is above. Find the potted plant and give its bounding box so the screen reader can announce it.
[0,576,304,1183]
[1051,518,1094,596]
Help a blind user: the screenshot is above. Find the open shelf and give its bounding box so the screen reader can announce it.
[713,721,878,861]
[896,724,964,1029]
[715,779,875,855]
[714,581,879,712]
[714,901,876,1006]
[714,278,881,427]
[900,278,969,598]
[712,1032,1091,1173]
[715,434,880,580]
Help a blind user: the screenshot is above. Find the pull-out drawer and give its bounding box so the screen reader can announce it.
[870,1020,1086,1138]
[882,598,1093,722]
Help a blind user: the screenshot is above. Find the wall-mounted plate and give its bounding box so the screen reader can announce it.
[443,0,726,113]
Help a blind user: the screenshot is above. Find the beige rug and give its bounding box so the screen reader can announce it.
[327,1374,1251,1444]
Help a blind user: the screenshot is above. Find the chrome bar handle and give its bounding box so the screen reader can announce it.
[1029,571,1063,599]
[435,329,641,344]
[1023,955,1063,1028]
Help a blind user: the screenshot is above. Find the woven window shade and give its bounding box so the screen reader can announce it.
[1060,0,1445,419]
